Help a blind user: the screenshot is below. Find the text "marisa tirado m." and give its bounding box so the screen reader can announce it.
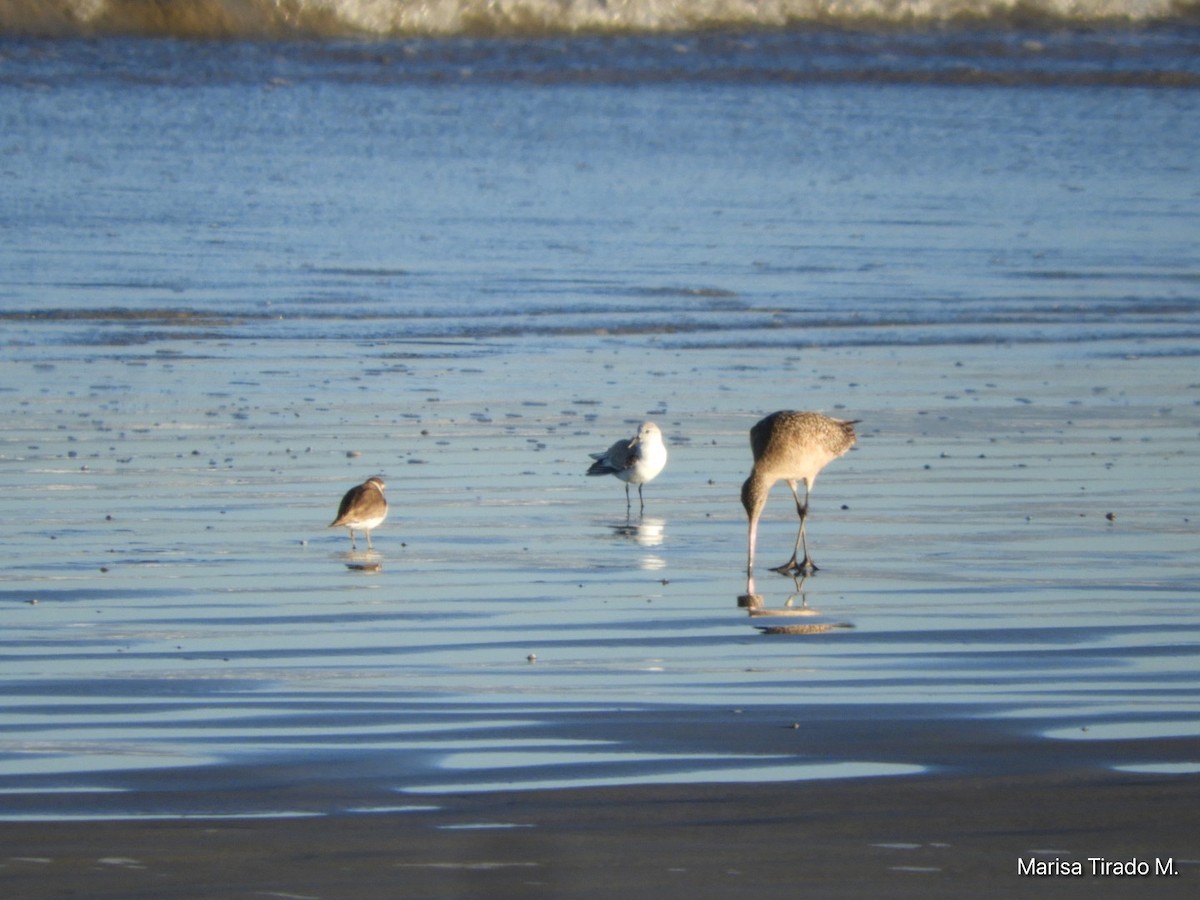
[1019,857,1179,878]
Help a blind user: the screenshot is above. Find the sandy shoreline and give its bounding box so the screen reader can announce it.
[3,769,1196,899]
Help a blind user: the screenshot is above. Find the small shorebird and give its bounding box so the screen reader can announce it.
[741,411,857,575]
[329,476,388,550]
[587,421,668,514]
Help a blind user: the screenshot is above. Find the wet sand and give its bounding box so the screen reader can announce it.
[3,768,1197,899]
[3,337,1199,828]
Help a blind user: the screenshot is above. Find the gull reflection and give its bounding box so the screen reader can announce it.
[609,516,665,548]
[737,574,852,635]
[608,515,666,571]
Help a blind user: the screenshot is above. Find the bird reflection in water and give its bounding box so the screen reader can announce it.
[609,516,665,548]
[609,516,666,571]
[737,573,853,635]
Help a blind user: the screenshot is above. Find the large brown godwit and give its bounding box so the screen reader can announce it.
[741,411,857,575]
[586,421,668,514]
[329,476,388,550]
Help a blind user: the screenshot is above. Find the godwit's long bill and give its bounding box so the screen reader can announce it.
[586,421,668,514]
[741,411,857,575]
[330,476,388,550]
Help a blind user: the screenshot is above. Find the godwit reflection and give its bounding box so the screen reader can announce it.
[737,574,853,635]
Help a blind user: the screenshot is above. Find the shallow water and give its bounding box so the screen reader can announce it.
[1,33,1198,819]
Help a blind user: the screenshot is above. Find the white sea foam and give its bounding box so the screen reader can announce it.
[8,0,1194,39]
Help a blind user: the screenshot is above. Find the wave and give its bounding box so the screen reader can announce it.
[4,0,1199,40]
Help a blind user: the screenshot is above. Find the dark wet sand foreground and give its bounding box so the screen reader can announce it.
[3,770,1196,899]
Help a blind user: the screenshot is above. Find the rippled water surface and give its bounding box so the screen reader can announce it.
[1,33,1198,818]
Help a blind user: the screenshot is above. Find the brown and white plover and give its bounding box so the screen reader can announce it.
[329,476,388,550]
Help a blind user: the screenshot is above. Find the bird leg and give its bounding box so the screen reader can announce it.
[349,529,358,550]
[770,523,816,576]
[365,530,373,551]
[772,482,817,575]
[637,483,645,515]
[746,515,759,576]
